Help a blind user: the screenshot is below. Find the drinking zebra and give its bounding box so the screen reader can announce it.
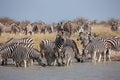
[60,46,75,66]
[39,39,57,66]
[0,37,34,65]
[55,34,81,63]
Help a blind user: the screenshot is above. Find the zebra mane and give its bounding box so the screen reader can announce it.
[33,48,40,53]
[6,37,14,43]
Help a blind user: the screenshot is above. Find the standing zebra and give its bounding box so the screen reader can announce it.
[77,32,113,62]
[81,40,107,63]
[105,37,120,60]
[106,37,120,51]
[77,32,90,48]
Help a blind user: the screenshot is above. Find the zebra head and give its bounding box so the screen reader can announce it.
[77,32,85,41]
[77,32,90,48]
[80,49,88,63]
[36,58,46,67]
[55,34,64,51]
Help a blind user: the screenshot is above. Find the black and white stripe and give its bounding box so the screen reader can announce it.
[0,44,16,65]
[39,39,56,66]
[12,45,45,68]
[77,32,114,62]
[0,37,34,65]
[82,40,107,63]
[60,46,75,66]
[7,37,34,48]
[39,39,55,57]
[55,34,81,62]
[106,37,120,51]
[40,39,55,49]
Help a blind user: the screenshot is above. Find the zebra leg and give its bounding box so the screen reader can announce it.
[19,61,23,67]
[46,58,51,66]
[68,58,72,66]
[103,51,106,62]
[81,55,86,63]
[5,59,7,65]
[30,59,33,66]
[1,60,4,65]
[23,60,27,68]
[107,49,111,62]
[92,51,96,63]
[66,58,70,67]
[13,59,16,65]
[15,61,20,67]
[53,59,57,66]
[98,53,102,62]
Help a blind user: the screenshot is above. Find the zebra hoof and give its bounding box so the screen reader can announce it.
[41,63,46,67]
[77,59,81,62]
[58,63,62,66]
[80,60,84,63]
[1,61,5,66]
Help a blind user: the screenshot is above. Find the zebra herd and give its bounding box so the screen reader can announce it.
[0,35,80,68]
[0,32,120,68]
[77,32,120,63]
[39,34,81,66]
[0,37,44,68]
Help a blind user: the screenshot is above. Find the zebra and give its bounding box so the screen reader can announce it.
[111,22,118,31]
[12,45,45,68]
[0,37,34,65]
[55,34,81,63]
[42,45,57,66]
[105,37,120,60]
[11,24,20,34]
[77,32,113,62]
[77,32,97,48]
[39,39,57,66]
[81,40,107,63]
[0,43,16,65]
[39,39,55,57]
[106,37,120,50]
[60,46,75,66]
[89,36,120,62]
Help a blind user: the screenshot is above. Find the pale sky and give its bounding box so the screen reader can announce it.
[0,0,120,23]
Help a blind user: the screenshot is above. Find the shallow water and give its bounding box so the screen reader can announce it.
[0,61,120,80]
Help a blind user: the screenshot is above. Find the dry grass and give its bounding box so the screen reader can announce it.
[0,24,119,51]
[0,32,57,50]
[92,24,120,36]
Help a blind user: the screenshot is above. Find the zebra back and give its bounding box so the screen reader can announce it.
[40,39,55,49]
[106,37,120,50]
[6,37,34,48]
